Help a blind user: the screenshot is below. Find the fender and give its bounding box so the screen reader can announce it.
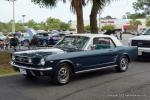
[55,59,76,73]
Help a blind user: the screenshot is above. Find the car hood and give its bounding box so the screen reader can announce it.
[14,48,65,57]
[130,35,150,41]
[0,36,6,39]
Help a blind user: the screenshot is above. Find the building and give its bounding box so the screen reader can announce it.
[71,19,147,32]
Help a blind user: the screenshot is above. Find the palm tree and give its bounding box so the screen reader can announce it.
[31,0,85,33]
[70,0,86,33]
[89,0,115,33]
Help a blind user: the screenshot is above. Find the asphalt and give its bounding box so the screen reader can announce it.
[0,34,150,100]
[0,61,150,100]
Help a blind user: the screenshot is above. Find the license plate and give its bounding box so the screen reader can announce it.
[138,51,142,56]
[19,68,27,75]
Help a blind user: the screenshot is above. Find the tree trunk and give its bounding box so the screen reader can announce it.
[90,2,99,33]
[74,0,84,33]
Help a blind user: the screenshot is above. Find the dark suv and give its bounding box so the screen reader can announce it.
[35,32,66,46]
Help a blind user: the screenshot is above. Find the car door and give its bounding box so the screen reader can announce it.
[75,37,118,72]
[92,37,118,67]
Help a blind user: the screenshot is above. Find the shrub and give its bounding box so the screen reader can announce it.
[101,25,115,31]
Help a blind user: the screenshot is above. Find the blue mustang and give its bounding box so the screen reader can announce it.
[11,34,138,85]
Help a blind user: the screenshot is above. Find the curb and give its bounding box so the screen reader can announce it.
[0,73,20,78]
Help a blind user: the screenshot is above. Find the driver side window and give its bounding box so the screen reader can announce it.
[93,37,116,50]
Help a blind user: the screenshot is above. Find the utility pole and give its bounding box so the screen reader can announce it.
[22,14,26,28]
[9,0,16,33]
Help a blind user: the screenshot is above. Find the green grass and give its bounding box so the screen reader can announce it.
[0,64,16,75]
[0,51,16,75]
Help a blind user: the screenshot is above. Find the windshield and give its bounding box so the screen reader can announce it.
[56,36,89,50]
[143,29,150,35]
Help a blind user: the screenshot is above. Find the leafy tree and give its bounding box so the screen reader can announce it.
[84,25,90,32]
[26,19,41,30]
[133,0,150,14]
[145,17,150,27]
[40,22,48,30]
[0,21,12,33]
[26,20,36,28]
[101,25,115,31]
[102,15,116,19]
[60,22,71,30]
[46,17,61,30]
[129,19,142,26]
[15,22,24,32]
[128,13,146,19]
[129,19,142,30]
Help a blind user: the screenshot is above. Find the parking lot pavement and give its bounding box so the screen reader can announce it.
[0,61,150,100]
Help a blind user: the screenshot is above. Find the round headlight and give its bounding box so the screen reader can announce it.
[40,58,45,65]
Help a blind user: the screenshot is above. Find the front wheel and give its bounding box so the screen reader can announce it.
[52,63,72,85]
[116,55,129,72]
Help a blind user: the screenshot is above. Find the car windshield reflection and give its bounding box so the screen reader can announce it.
[55,36,89,51]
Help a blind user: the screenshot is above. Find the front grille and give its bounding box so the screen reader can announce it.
[14,56,31,64]
[131,40,150,47]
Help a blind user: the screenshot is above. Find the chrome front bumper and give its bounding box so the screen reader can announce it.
[10,61,53,71]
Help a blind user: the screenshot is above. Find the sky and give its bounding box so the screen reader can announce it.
[0,0,137,23]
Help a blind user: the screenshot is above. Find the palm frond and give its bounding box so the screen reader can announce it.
[31,0,66,8]
[88,0,117,11]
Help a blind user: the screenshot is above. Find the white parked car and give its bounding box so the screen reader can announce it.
[0,32,6,41]
[129,28,150,57]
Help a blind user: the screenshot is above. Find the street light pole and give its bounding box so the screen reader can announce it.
[12,0,16,33]
[22,14,26,28]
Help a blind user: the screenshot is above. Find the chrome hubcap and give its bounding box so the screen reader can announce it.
[58,66,69,83]
[120,58,128,70]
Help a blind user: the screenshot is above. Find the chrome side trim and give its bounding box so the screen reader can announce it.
[10,61,53,71]
[75,65,117,74]
[81,61,116,68]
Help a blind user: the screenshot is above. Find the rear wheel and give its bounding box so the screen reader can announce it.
[116,55,129,72]
[52,63,72,85]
